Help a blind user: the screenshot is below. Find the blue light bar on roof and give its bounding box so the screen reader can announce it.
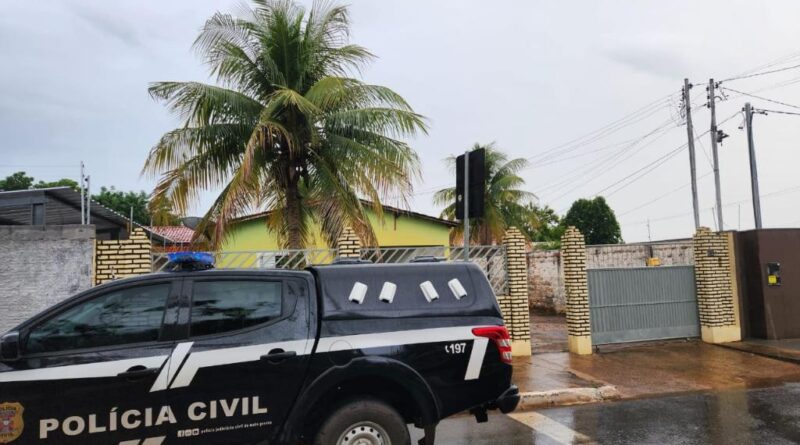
[166,252,215,271]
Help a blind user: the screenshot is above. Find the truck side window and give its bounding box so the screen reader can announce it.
[190,280,282,337]
[26,283,170,354]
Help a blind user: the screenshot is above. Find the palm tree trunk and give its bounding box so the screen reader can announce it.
[481,222,491,245]
[286,174,303,249]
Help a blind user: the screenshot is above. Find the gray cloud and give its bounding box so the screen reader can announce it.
[605,45,689,79]
[68,4,142,48]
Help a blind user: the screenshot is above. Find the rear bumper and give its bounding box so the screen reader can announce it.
[495,385,520,413]
[484,385,520,414]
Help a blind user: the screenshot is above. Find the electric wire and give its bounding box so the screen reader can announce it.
[757,108,800,117]
[720,63,800,83]
[622,183,800,227]
[542,92,709,205]
[617,171,714,217]
[536,117,679,197]
[725,51,800,81]
[586,111,740,206]
[720,86,800,110]
[525,93,678,166]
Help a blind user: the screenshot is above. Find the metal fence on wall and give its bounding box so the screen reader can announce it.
[152,248,338,273]
[152,245,508,294]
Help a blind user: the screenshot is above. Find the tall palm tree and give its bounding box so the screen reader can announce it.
[143,0,427,249]
[433,143,536,245]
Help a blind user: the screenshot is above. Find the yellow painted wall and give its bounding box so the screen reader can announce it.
[221,208,452,251]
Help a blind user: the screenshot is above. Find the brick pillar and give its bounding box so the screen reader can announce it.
[95,228,153,285]
[693,227,741,343]
[502,227,532,356]
[336,227,362,259]
[561,226,592,355]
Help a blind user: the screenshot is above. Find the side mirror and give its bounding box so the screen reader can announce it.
[0,332,20,362]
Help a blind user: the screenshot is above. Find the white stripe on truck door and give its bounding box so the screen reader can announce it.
[0,326,494,385]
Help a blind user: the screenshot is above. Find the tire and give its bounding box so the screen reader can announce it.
[313,398,411,445]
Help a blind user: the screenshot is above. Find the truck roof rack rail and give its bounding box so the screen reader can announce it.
[410,255,446,263]
[332,257,373,265]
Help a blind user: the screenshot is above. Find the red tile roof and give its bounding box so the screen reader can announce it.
[145,226,195,244]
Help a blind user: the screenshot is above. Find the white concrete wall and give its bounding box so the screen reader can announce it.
[0,225,95,332]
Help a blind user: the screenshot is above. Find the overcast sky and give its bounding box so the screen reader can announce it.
[3,0,800,242]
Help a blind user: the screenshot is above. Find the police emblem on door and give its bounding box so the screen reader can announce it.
[0,403,23,444]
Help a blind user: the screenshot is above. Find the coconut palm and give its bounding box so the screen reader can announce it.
[143,0,427,249]
[434,143,536,244]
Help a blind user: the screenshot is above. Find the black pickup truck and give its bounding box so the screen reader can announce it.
[0,256,519,445]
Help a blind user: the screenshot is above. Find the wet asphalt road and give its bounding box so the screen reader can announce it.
[410,383,800,444]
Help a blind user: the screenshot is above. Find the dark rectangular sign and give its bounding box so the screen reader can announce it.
[455,148,485,220]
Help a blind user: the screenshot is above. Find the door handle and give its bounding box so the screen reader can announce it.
[260,348,297,364]
[117,366,159,380]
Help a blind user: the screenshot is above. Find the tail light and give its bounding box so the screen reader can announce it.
[472,326,512,364]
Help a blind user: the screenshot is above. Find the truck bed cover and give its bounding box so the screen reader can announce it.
[309,262,501,320]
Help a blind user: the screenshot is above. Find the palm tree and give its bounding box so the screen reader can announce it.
[433,143,536,245]
[143,0,427,249]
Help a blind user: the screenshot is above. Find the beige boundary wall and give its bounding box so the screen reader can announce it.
[560,226,742,355]
[693,227,741,343]
[561,227,592,355]
[502,228,532,356]
[336,228,361,258]
[95,228,152,285]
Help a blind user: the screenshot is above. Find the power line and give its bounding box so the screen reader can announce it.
[539,118,679,199]
[529,138,638,169]
[617,171,713,217]
[693,126,714,169]
[623,183,800,227]
[587,111,740,204]
[720,86,800,110]
[721,63,800,83]
[724,51,800,81]
[525,93,678,166]
[757,108,800,117]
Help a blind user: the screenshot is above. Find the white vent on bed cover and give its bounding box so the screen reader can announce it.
[379,282,397,303]
[448,278,467,300]
[420,281,439,302]
[349,282,368,304]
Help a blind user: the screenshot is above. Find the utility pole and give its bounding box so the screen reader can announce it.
[86,175,91,224]
[711,207,718,231]
[463,150,470,260]
[80,162,85,225]
[683,79,700,229]
[744,102,763,229]
[707,79,724,230]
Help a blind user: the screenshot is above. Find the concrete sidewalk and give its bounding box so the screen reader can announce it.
[512,339,800,410]
[565,340,800,398]
[719,338,800,364]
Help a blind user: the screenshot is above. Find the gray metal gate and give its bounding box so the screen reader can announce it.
[588,266,699,345]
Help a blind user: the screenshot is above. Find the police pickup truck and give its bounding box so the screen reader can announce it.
[0,254,519,445]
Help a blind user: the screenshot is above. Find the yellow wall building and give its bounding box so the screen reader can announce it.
[222,203,456,251]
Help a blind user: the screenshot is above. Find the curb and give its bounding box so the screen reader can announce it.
[716,342,800,365]
[517,385,620,411]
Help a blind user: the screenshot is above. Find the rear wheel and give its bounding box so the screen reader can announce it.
[313,398,411,445]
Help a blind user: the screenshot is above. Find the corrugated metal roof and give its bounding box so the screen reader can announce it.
[0,187,169,242]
